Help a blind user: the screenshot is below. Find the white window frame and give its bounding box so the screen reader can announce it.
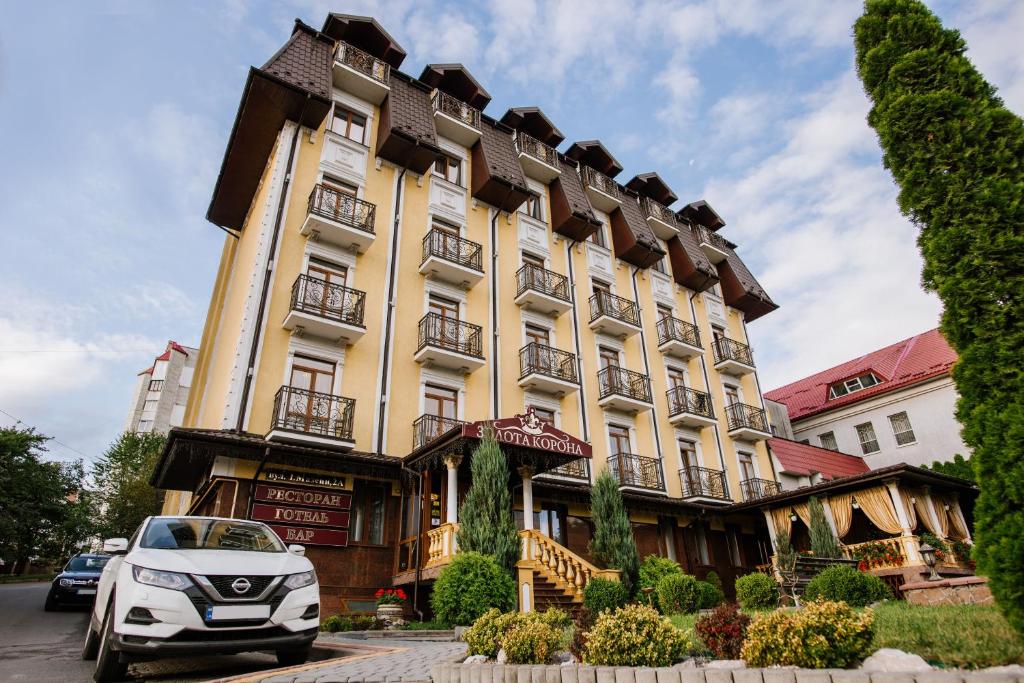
[418,371,466,421]
[888,411,917,447]
[818,431,838,451]
[855,421,881,455]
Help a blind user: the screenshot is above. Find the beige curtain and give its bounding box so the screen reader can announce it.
[856,486,904,535]
[829,493,854,538]
[899,488,918,530]
[770,507,792,537]
[938,494,970,540]
[931,494,950,538]
[912,491,941,535]
[793,503,811,528]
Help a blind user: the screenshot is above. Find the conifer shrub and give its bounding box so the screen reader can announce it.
[431,552,516,626]
[638,555,683,607]
[742,600,874,668]
[696,580,725,609]
[808,497,843,559]
[734,572,780,610]
[704,570,722,590]
[456,435,521,572]
[583,577,629,614]
[589,471,640,592]
[803,565,892,607]
[583,604,690,666]
[656,574,701,614]
[695,603,750,659]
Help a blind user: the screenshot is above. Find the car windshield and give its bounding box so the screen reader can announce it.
[66,556,110,572]
[140,518,285,552]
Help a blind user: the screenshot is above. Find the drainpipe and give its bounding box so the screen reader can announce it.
[631,268,663,464]
[689,289,731,491]
[489,186,514,420]
[376,164,409,455]
[410,466,425,621]
[565,239,589,442]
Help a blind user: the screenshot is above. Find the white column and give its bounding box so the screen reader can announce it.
[820,497,841,539]
[444,455,462,525]
[761,509,779,549]
[519,466,535,531]
[886,480,922,564]
[920,486,946,538]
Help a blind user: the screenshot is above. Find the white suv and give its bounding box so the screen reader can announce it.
[83,516,320,682]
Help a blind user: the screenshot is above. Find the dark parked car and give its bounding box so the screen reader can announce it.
[44,553,110,611]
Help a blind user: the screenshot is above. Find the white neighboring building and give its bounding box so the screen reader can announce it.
[125,341,198,434]
[766,329,968,470]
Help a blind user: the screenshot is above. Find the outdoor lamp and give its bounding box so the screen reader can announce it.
[919,542,942,581]
[790,512,798,522]
[852,500,860,509]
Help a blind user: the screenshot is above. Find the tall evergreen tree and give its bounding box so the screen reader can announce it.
[589,470,640,592]
[455,434,521,573]
[808,497,843,559]
[924,454,976,484]
[854,0,1024,634]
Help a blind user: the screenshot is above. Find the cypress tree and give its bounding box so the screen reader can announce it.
[808,497,843,559]
[589,470,640,592]
[854,0,1024,634]
[455,434,521,573]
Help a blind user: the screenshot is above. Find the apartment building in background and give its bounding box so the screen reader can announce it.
[765,329,966,470]
[125,341,198,434]
[147,13,846,615]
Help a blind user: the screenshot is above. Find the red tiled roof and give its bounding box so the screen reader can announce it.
[769,437,870,479]
[765,328,956,421]
[155,341,191,362]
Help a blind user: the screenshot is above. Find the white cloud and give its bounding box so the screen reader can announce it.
[954,0,1024,113]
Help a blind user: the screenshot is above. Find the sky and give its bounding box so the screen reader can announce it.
[0,0,1021,464]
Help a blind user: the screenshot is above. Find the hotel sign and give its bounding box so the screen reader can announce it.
[252,503,350,528]
[254,484,351,510]
[268,524,349,547]
[263,468,347,489]
[252,483,352,548]
[463,409,592,458]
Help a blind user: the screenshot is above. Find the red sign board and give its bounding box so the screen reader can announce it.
[463,409,592,458]
[269,524,349,548]
[252,503,349,528]
[254,484,351,510]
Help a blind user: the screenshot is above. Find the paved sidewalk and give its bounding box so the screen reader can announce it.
[256,636,467,683]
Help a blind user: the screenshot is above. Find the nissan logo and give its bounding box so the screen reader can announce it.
[231,578,252,595]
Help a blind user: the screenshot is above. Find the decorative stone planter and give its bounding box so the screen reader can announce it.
[376,603,405,629]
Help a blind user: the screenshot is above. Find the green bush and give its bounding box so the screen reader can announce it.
[808,497,843,559]
[583,577,628,614]
[656,574,701,614]
[502,617,563,664]
[464,608,572,659]
[583,604,690,666]
[320,614,353,632]
[431,551,516,626]
[742,600,875,668]
[589,471,640,592]
[536,607,573,631]
[638,555,683,606]
[803,565,892,607]
[696,580,724,609]
[463,609,520,657]
[734,573,779,610]
[704,570,722,590]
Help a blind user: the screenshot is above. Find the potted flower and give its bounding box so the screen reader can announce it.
[375,588,407,628]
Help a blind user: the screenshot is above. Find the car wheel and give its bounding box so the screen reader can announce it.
[93,602,128,682]
[276,647,311,667]
[81,620,100,661]
[43,593,58,612]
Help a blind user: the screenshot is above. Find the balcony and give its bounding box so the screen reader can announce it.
[414,313,485,373]
[299,184,376,253]
[597,366,653,413]
[412,414,468,450]
[266,386,355,450]
[641,197,678,240]
[712,337,756,376]
[589,291,641,338]
[740,477,781,502]
[580,166,621,213]
[281,275,366,344]
[514,263,572,316]
[656,316,703,359]
[419,228,484,288]
[725,403,771,441]
[693,224,730,264]
[514,131,560,183]
[541,458,591,482]
[608,453,665,492]
[431,90,481,147]
[518,343,579,396]
[332,41,390,104]
[666,387,716,428]
[680,466,731,504]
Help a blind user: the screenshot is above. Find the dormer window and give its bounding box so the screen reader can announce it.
[828,372,881,399]
[433,154,462,186]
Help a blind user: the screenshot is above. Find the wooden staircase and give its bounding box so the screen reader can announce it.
[517,529,621,614]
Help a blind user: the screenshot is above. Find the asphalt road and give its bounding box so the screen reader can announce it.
[0,582,290,682]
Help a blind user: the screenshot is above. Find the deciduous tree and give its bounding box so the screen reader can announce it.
[92,431,166,539]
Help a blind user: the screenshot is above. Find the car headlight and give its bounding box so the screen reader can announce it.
[132,565,193,591]
[283,570,316,590]
[59,578,73,588]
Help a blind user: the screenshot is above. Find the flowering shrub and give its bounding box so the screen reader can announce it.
[919,532,950,562]
[734,572,779,610]
[656,573,701,614]
[583,604,690,666]
[741,600,874,668]
[502,617,563,664]
[583,577,628,614]
[803,565,892,607]
[375,587,407,605]
[697,580,724,609]
[853,540,904,569]
[951,539,973,564]
[695,603,750,659]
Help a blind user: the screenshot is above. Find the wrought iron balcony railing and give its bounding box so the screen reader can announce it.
[308,184,376,234]
[726,403,770,433]
[589,291,640,327]
[740,477,781,502]
[336,41,390,84]
[516,263,570,303]
[680,466,729,500]
[547,458,590,480]
[666,386,715,420]
[412,414,468,450]
[431,90,480,128]
[608,453,665,491]
[656,316,702,349]
[290,275,366,327]
[598,366,652,403]
[271,386,355,441]
[580,166,620,199]
[713,337,755,366]
[693,224,728,250]
[515,131,558,167]
[417,313,483,358]
[519,343,578,384]
[422,228,484,272]
[641,196,675,224]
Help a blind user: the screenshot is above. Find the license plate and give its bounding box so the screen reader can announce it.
[78,589,96,595]
[205,604,271,621]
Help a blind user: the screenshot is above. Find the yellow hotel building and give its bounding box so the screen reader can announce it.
[154,14,785,616]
